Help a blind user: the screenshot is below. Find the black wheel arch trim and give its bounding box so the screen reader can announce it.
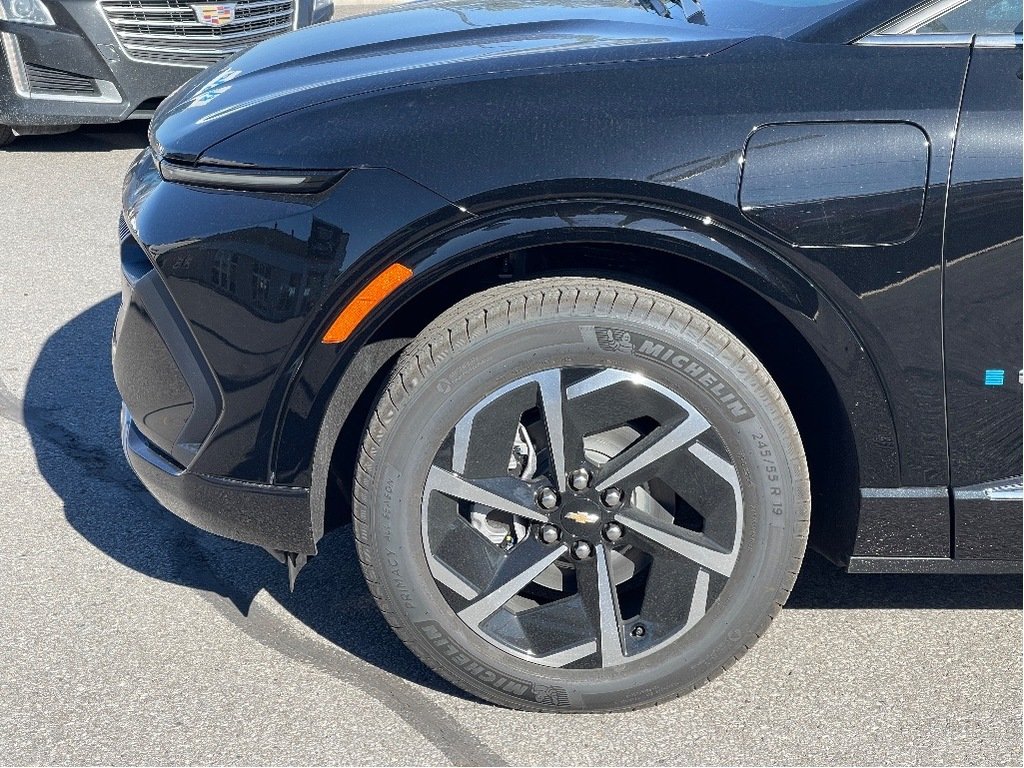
[288,192,901,549]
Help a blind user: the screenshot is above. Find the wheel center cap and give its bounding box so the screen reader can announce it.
[560,498,605,537]
[563,509,600,525]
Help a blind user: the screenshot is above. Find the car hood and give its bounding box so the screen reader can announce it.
[152,0,743,163]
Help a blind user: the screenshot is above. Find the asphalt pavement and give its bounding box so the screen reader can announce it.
[0,108,1021,766]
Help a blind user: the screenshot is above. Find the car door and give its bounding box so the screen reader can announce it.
[834,0,1003,563]
[936,5,1024,561]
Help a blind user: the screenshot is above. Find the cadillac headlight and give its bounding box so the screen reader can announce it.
[0,0,55,26]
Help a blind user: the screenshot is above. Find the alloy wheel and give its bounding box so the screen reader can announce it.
[420,366,743,669]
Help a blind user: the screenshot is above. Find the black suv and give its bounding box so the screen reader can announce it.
[115,0,1023,712]
[0,0,332,145]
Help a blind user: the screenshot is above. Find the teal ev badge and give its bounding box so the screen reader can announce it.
[983,369,1005,386]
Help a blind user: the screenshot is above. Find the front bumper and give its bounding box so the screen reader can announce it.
[121,406,317,554]
[114,189,318,555]
[114,141,457,554]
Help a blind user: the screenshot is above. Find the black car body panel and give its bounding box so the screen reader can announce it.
[115,0,1023,570]
[738,121,931,247]
[151,0,745,163]
[122,406,316,553]
[0,0,332,130]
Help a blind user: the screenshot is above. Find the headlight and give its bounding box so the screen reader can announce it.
[159,159,345,193]
[313,0,333,15]
[0,0,55,26]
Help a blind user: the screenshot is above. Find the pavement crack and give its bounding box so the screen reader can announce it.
[7,381,150,498]
[0,378,28,426]
[14,375,507,767]
[198,577,509,767]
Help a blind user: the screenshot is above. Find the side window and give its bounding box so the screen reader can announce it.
[914,0,1022,35]
[863,0,1024,41]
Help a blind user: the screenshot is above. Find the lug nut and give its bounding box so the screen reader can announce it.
[603,522,624,542]
[569,468,591,491]
[631,624,646,638]
[539,524,561,544]
[537,487,559,510]
[602,487,623,508]
[571,540,593,560]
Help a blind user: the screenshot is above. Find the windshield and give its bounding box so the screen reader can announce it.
[679,0,862,37]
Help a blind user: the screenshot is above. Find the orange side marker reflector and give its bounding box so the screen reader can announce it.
[322,263,414,343]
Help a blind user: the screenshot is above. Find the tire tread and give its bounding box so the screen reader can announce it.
[351,278,810,712]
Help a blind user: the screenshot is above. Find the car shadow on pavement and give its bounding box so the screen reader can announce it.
[5,122,149,154]
[23,295,463,699]
[24,297,1023,688]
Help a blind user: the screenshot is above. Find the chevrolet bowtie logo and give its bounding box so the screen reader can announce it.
[564,510,600,525]
[192,3,236,27]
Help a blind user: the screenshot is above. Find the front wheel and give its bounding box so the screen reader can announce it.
[0,125,15,148]
[353,277,809,711]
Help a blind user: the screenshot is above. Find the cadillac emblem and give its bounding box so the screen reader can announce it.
[192,4,237,27]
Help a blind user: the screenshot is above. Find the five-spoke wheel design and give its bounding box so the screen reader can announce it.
[421,366,742,669]
[354,278,808,711]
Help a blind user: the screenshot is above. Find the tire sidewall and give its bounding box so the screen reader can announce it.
[363,287,805,711]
